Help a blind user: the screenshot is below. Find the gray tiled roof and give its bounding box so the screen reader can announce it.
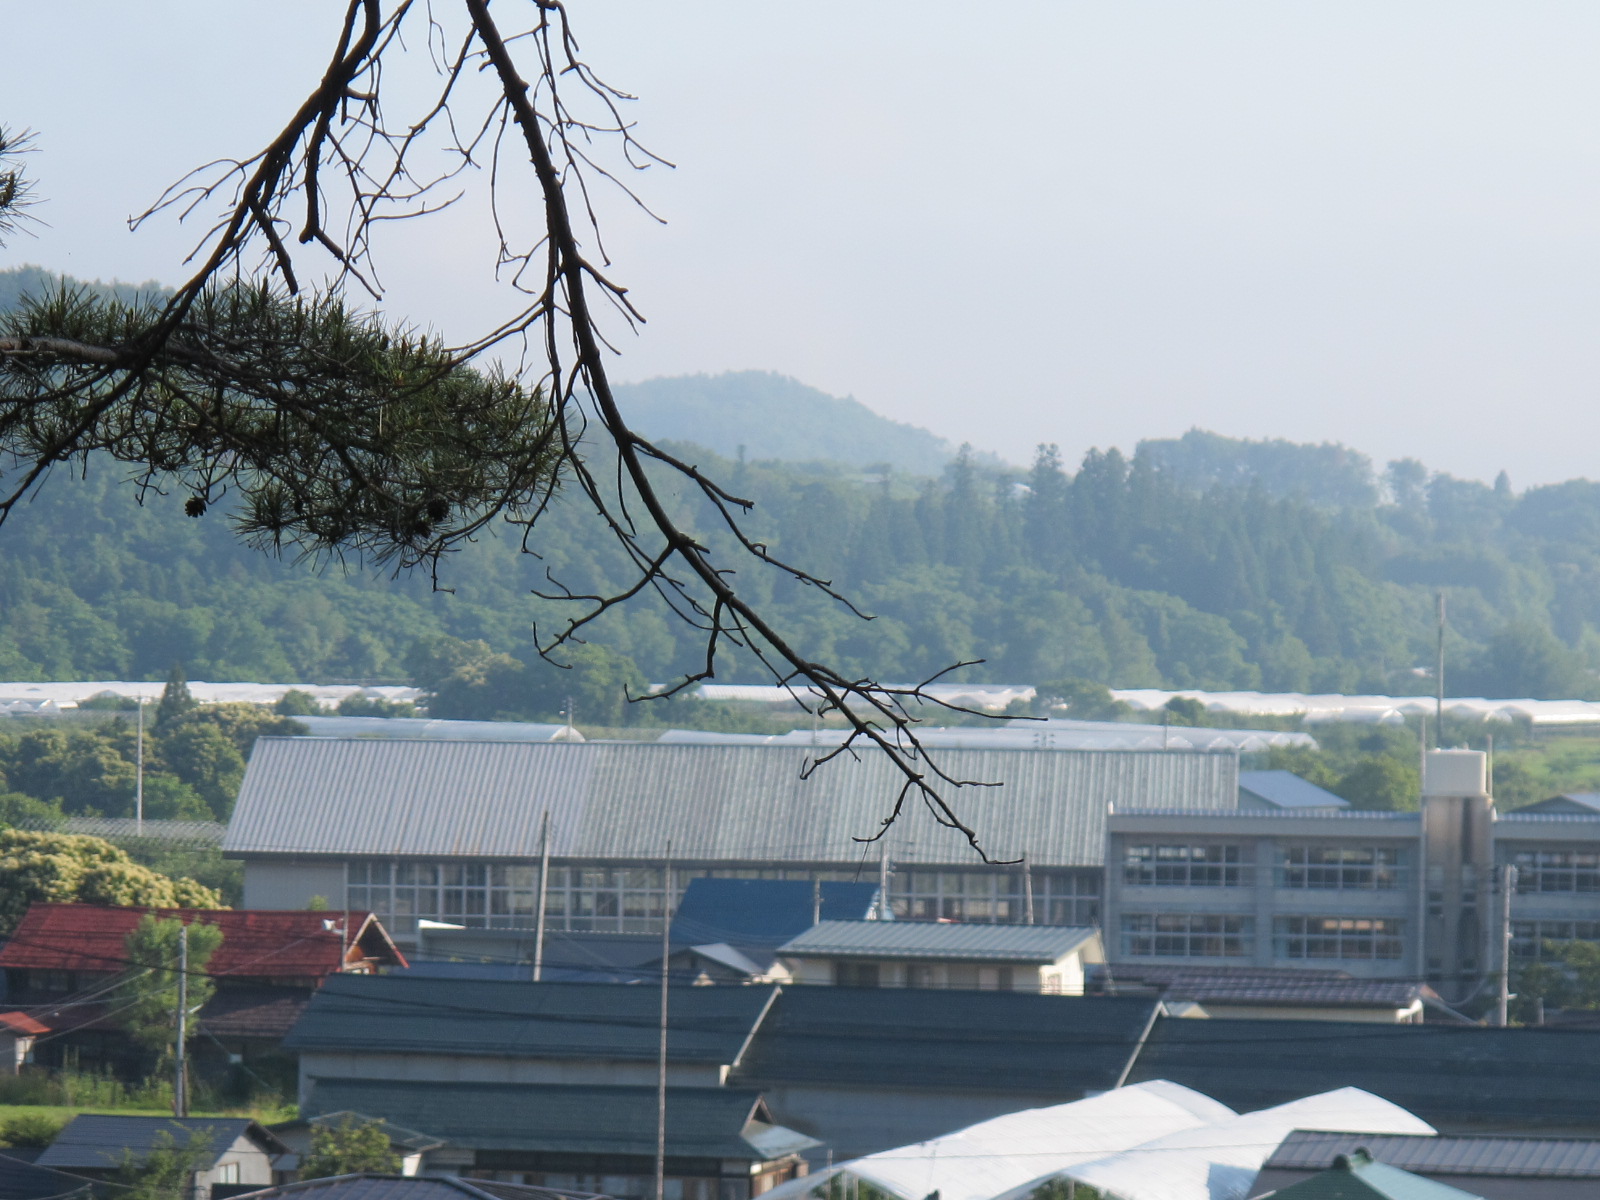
[1106,965,1423,1008]
[1267,1131,1600,1178]
[733,988,1159,1095]
[36,1116,282,1171]
[1126,1019,1600,1128]
[301,1079,816,1161]
[777,919,1098,962]
[225,739,1237,867]
[283,975,775,1065]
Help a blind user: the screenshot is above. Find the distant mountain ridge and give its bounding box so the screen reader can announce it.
[612,371,957,476]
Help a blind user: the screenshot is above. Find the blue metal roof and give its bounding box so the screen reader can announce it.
[670,878,878,946]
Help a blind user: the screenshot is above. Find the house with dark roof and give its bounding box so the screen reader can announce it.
[35,1116,286,1200]
[283,975,1165,1162]
[775,921,1104,993]
[297,1080,817,1200]
[729,986,1164,1159]
[1125,1018,1600,1135]
[0,904,406,1077]
[267,1113,447,1180]
[1251,1131,1600,1199]
[225,1175,602,1200]
[283,976,778,1101]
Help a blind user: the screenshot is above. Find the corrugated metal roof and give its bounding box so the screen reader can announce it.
[777,920,1097,962]
[283,975,776,1064]
[1238,771,1350,810]
[301,1079,814,1161]
[225,740,1237,866]
[1127,1019,1600,1127]
[0,905,404,977]
[733,988,1160,1095]
[1266,1131,1600,1178]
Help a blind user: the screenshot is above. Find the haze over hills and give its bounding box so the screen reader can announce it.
[1,265,1596,712]
[612,371,961,476]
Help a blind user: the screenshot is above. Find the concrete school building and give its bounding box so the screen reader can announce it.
[223,738,1240,943]
[1104,748,1600,990]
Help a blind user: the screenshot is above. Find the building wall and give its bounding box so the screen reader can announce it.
[782,954,1085,994]
[195,1135,275,1199]
[242,859,346,911]
[1103,820,1418,979]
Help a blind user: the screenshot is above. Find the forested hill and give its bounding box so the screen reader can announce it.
[612,371,959,476]
[3,267,1599,710]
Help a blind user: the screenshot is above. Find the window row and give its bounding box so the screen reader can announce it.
[348,860,1100,934]
[1121,913,1406,960]
[1122,844,1407,890]
[1511,920,1600,961]
[1510,850,1600,895]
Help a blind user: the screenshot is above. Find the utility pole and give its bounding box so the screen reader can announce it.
[532,810,551,982]
[1022,858,1035,926]
[811,876,822,927]
[655,841,673,1200]
[1497,863,1518,1027]
[174,924,188,1117]
[1435,592,1447,746]
[877,847,890,920]
[135,699,145,835]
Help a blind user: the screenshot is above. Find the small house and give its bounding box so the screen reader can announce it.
[299,1079,817,1200]
[35,1116,286,1200]
[0,1011,47,1074]
[776,920,1104,992]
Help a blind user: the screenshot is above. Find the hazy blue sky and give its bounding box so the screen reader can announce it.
[8,3,1600,484]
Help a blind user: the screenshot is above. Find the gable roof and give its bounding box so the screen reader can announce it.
[670,878,879,946]
[1238,771,1350,810]
[224,739,1238,867]
[1264,1130,1600,1179]
[301,1079,817,1161]
[1259,1151,1486,1200]
[1126,1019,1600,1128]
[0,1151,96,1200]
[0,905,405,977]
[1516,793,1600,815]
[284,975,777,1065]
[221,1175,601,1200]
[777,920,1099,963]
[0,1011,51,1036]
[36,1116,284,1171]
[733,988,1160,1095]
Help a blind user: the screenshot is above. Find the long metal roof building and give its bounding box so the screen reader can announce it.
[224,738,1237,866]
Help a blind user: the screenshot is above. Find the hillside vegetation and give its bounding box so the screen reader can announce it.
[2,266,1599,715]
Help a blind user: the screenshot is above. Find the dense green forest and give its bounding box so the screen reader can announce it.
[3,266,1600,717]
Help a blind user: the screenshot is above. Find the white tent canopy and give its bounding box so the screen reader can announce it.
[1036,1086,1434,1200]
[760,1082,1234,1200]
[768,1083,1435,1200]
